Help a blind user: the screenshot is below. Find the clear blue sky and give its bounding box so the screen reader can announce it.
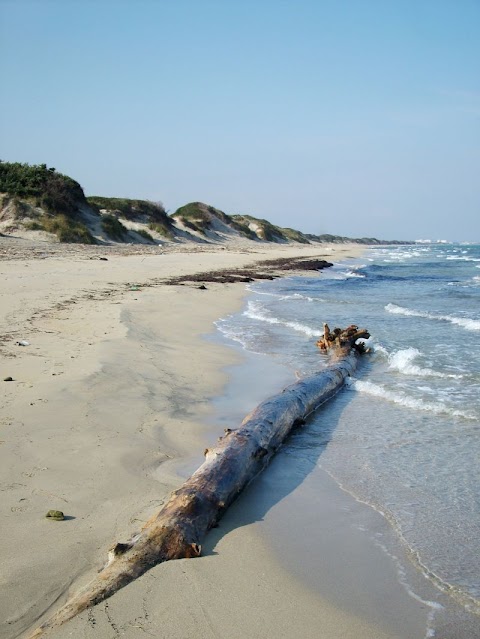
[1,0,479,241]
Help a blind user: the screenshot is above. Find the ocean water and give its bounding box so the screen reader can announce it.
[216,243,480,618]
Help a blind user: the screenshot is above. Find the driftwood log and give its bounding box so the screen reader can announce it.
[30,324,369,638]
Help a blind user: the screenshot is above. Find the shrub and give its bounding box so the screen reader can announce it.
[24,220,44,231]
[41,214,96,244]
[136,228,155,242]
[0,161,86,217]
[178,217,205,234]
[148,222,174,239]
[101,215,127,240]
[281,227,310,244]
[88,197,171,226]
[229,220,257,240]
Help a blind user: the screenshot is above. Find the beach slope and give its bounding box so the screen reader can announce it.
[1,240,431,639]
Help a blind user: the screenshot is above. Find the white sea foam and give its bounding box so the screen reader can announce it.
[246,286,316,302]
[214,319,253,351]
[385,303,480,332]
[393,253,414,259]
[383,250,426,262]
[429,314,480,331]
[385,303,427,318]
[388,348,462,379]
[244,301,322,338]
[326,269,366,280]
[245,285,284,298]
[446,256,480,262]
[346,378,474,420]
[279,293,314,302]
[372,343,389,357]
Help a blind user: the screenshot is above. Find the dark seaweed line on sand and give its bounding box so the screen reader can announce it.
[164,257,333,285]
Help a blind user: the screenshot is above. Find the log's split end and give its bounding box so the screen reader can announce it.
[316,323,370,355]
[28,323,370,639]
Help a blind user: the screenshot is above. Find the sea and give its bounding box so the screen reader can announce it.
[215,242,480,632]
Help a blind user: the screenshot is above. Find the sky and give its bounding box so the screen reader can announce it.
[1,0,479,242]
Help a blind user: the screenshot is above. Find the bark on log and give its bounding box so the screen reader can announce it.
[30,325,369,638]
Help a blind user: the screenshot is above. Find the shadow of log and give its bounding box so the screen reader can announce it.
[202,364,359,556]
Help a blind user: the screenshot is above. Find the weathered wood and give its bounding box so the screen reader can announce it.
[29,325,369,638]
[316,323,370,355]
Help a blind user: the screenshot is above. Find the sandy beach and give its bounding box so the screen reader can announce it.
[1,239,442,639]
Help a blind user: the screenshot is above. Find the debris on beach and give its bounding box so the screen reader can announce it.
[16,340,30,346]
[316,323,371,355]
[165,256,333,286]
[45,510,64,521]
[3,376,13,381]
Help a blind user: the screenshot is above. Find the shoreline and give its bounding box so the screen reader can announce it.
[211,255,480,639]
[0,239,443,639]
[206,330,447,639]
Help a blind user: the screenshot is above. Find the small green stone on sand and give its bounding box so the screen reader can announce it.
[45,510,64,521]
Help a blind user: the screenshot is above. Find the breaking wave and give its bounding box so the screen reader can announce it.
[387,348,462,379]
[345,378,474,420]
[246,286,315,302]
[244,301,322,338]
[385,303,480,332]
[279,293,314,302]
[446,256,480,262]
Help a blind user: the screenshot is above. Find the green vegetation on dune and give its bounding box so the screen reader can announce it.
[88,196,168,223]
[173,202,257,239]
[0,161,95,243]
[172,202,217,235]
[232,214,289,242]
[100,214,128,241]
[280,227,311,244]
[148,222,174,239]
[312,233,405,245]
[0,161,86,216]
[172,202,213,221]
[228,219,257,240]
[25,214,95,244]
[135,228,155,242]
[88,196,173,239]
[0,162,412,246]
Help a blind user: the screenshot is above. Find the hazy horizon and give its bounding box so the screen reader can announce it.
[1,1,479,242]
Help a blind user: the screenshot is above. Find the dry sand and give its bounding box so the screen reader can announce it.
[0,239,435,639]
